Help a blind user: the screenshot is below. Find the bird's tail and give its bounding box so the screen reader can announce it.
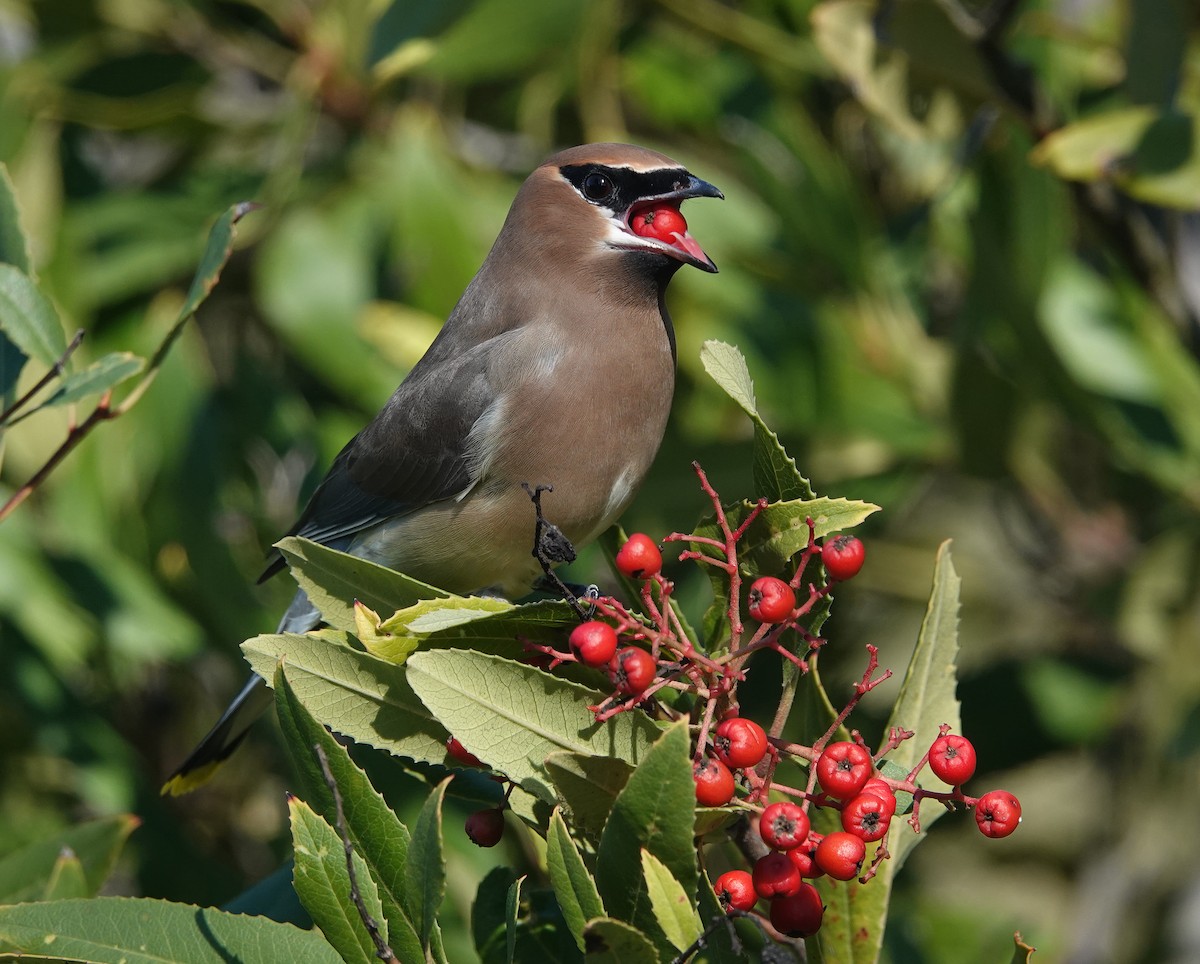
[160,674,275,796]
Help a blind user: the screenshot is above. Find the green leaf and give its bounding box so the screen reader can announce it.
[639,849,700,953]
[505,873,525,964]
[545,752,636,840]
[34,351,144,410]
[242,632,449,765]
[40,850,89,901]
[0,897,343,962]
[595,722,696,960]
[0,815,139,903]
[0,164,32,273]
[273,666,424,960]
[472,866,519,963]
[1012,931,1038,963]
[404,777,450,949]
[277,536,450,633]
[221,861,310,927]
[290,796,388,964]
[701,340,814,501]
[406,650,661,801]
[581,917,659,963]
[0,263,66,366]
[547,809,606,951]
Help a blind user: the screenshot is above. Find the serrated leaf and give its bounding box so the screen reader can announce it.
[545,752,636,840]
[505,874,525,964]
[701,340,814,501]
[640,849,700,952]
[0,897,343,962]
[547,809,606,951]
[0,164,32,273]
[582,917,659,963]
[242,632,449,764]
[0,815,139,903]
[40,850,89,900]
[404,777,450,949]
[365,594,517,663]
[406,650,661,801]
[0,263,66,366]
[290,797,388,964]
[273,666,423,961]
[595,722,696,960]
[278,536,450,633]
[34,351,144,410]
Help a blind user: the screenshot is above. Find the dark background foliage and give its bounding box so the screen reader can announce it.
[2,1,1198,960]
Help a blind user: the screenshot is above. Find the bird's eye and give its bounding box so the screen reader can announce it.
[582,172,615,202]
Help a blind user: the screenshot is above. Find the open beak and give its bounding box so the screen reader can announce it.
[623,174,723,273]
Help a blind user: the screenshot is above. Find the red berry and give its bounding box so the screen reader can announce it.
[758,801,811,851]
[630,204,688,243]
[814,831,866,881]
[713,869,757,913]
[928,734,977,786]
[569,620,619,668]
[769,882,824,938]
[822,534,865,581]
[840,793,891,842]
[861,778,898,818]
[815,741,873,800]
[786,841,825,879]
[693,756,736,807]
[713,717,769,770]
[752,851,801,899]
[974,790,1022,838]
[446,737,484,768]
[610,646,656,695]
[464,808,505,847]
[615,533,663,580]
[748,576,796,624]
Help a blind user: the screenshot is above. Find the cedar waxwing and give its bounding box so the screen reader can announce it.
[162,143,722,795]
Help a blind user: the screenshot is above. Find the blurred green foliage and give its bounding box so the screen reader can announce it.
[1,0,1199,960]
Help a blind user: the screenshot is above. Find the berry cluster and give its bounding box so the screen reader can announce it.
[521,465,1020,943]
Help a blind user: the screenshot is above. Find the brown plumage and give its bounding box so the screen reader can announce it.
[163,143,722,794]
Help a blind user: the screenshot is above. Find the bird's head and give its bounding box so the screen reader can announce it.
[502,143,723,280]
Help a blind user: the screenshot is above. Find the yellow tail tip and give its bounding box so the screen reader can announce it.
[160,760,223,797]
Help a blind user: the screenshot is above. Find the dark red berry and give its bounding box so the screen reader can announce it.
[975,790,1022,838]
[928,734,977,786]
[446,737,484,768]
[747,576,796,624]
[769,882,824,938]
[787,840,825,879]
[610,646,656,695]
[758,801,811,851]
[840,793,891,842]
[752,851,801,899]
[693,756,736,807]
[815,741,873,800]
[861,778,898,818]
[464,808,505,847]
[630,204,688,243]
[822,534,865,581]
[615,533,663,579]
[713,869,757,913]
[569,620,619,668]
[713,717,769,770]
[814,831,866,881]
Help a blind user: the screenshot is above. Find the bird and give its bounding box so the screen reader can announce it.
[162,142,722,795]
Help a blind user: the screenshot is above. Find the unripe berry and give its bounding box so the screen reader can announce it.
[615,533,663,579]
[569,620,619,668]
[758,801,811,851]
[928,734,977,786]
[693,756,736,807]
[822,534,865,581]
[814,831,866,881]
[747,576,796,624]
[975,790,1022,838]
[840,792,891,842]
[815,741,873,800]
[769,882,824,938]
[464,808,505,847]
[752,851,801,899]
[713,717,769,770]
[610,646,656,695]
[713,869,757,913]
[861,778,898,818]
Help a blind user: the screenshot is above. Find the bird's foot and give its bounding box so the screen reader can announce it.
[523,482,592,620]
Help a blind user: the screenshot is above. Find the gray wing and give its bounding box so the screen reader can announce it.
[258,335,503,582]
